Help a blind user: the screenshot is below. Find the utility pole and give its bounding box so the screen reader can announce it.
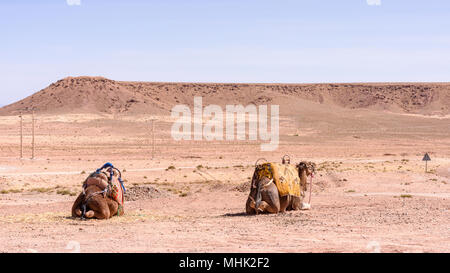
[31,110,35,160]
[151,119,155,160]
[19,112,23,159]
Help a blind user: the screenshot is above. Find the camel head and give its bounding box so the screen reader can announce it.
[297,161,315,176]
[297,161,315,191]
[297,161,309,176]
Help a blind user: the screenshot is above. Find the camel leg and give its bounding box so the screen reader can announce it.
[290,196,302,210]
[84,210,95,218]
[74,209,82,217]
[71,193,84,218]
[246,197,256,215]
[279,195,290,212]
[86,197,111,219]
[247,179,281,215]
[258,184,280,214]
[257,201,279,214]
[107,199,123,217]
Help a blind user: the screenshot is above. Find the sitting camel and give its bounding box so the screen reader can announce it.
[72,163,125,220]
[246,160,315,214]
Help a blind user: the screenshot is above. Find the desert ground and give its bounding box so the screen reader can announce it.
[0,77,449,253]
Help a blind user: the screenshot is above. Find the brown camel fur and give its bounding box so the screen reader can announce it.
[246,161,313,215]
[72,184,124,220]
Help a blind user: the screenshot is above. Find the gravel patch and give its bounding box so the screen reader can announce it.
[124,186,166,201]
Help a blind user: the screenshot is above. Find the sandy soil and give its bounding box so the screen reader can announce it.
[0,102,449,253]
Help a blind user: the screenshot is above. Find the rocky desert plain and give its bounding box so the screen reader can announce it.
[0,76,449,253]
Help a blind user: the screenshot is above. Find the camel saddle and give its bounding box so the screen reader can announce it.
[83,166,124,206]
[255,163,301,197]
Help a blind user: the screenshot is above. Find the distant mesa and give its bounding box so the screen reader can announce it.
[0,76,449,116]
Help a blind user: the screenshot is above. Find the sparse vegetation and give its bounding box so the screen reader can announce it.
[1,189,23,194]
[31,187,53,193]
[166,165,176,171]
[56,189,76,196]
[399,194,413,198]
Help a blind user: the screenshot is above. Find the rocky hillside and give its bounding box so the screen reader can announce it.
[1,76,449,115]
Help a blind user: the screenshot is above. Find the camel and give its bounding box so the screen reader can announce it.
[72,163,125,220]
[246,161,315,215]
[72,184,124,219]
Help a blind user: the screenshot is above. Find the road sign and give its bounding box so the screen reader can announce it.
[422,153,431,173]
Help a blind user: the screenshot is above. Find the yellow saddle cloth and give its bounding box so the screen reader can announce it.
[256,163,301,197]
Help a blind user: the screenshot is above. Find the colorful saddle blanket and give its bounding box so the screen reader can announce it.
[255,163,301,197]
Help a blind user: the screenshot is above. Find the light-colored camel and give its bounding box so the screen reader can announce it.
[246,162,314,214]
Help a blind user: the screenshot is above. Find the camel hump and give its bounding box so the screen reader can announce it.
[84,173,109,190]
[110,168,120,177]
[82,167,124,206]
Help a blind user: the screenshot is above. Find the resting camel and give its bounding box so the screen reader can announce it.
[246,161,315,215]
[72,163,125,220]
[72,184,123,219]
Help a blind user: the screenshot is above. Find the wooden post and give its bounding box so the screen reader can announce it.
[425,160,427,173]
[31,110,35,160]
[19,113,23,159]
[151,119,155,160]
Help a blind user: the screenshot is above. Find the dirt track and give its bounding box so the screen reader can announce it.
[0,103,449,252]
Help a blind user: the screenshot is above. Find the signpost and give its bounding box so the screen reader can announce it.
[422,153,431,173]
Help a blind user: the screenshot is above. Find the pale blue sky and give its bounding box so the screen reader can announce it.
[1,0,450,106]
